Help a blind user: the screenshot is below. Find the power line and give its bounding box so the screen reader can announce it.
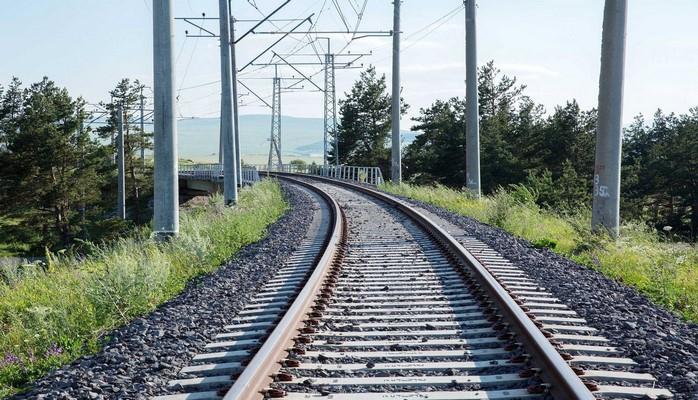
[335,0,369,54]
[346,0,359,16]
[178,80,220,91]
[173,0,389,120]
[372,4,464,63]
[331,0,350,32]
[177,25,202,98]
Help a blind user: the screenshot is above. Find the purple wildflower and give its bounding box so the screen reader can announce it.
[0,352,20,367]
[44,343,63,358]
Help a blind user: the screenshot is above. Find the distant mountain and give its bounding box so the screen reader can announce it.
[178,115,419,162]
[293,140,325,156]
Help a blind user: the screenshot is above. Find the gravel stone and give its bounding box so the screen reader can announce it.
[12,182,314,400]
[268,183,533,396]
[387,191,698,400]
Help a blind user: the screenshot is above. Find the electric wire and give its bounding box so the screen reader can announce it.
[173,1,462,120]
[334,0,370,55]
[331,0,350,32]
[346,0,359,16]
[355,3,464,60]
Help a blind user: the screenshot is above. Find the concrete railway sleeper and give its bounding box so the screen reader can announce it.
[153,175,672,400]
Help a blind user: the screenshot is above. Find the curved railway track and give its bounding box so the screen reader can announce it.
[154,175,672,400]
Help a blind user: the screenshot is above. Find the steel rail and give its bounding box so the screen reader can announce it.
[223,176,346,400]
[268,172,595,400]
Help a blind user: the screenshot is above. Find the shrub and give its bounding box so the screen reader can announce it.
[531,238,557,250]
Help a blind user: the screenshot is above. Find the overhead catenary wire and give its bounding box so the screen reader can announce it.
[174,0,349,117]
[172,1,462,122]
[174,0,318,116]
[177,31,201,99]
[328,0,372,55]
[346,0,359,16]
[331,0,350,32]
[371,4,465,63]
[174,17,209,119]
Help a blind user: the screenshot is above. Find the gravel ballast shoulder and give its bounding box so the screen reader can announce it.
[388,192,698,399]
[12,182,315,400]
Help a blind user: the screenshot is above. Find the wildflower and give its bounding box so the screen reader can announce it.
[45,343,63,358]
[0,352,20,367]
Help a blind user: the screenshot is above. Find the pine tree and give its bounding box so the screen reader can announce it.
[404,98,465,186]
[330,66,407,174]
[0,78,105,248]
[404,62,537,191]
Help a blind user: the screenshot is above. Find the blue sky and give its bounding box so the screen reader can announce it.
[1,0,697,127]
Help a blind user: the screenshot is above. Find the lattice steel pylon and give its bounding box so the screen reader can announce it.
[267,73,283,170]
[324,53,337,167]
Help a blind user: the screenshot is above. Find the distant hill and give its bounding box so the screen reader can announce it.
[178,115,418,162]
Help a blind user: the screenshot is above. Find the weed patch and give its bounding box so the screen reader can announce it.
[0,179,287,396]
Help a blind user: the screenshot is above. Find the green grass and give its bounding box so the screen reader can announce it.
[0,179,287,397]
[382,183,698,322]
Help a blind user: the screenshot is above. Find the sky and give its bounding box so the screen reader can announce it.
[1,0,697,129]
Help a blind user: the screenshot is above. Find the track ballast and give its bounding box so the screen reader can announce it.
[154,175,672,400]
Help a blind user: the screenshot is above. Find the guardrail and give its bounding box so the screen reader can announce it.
[178,164,260,186]
[258,164,384,186]
[178,163,222,182]
[179,163,384,187]
[241,167,260,185]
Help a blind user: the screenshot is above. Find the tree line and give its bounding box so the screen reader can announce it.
[1,65,695,253]
[0,77,153,254]
[333,62,698,241]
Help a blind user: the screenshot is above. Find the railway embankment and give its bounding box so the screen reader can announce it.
[1,180,289,398]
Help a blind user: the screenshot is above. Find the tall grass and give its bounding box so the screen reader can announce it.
[0,179,287,397]
[382,183,698,322]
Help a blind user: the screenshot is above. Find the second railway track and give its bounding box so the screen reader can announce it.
[156,175,673,400]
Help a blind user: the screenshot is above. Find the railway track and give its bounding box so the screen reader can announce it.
[155,175,673,400]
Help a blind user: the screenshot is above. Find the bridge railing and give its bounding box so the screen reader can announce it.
[258,164,384,186]
[179,163,384,187]
[241,167,260,185]
[179,163,222,182]
[178,164,260,186]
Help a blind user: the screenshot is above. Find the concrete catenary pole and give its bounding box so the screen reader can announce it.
[323,51,329,167]
[79,119,86,223]
[592,0,627,237]
[465,0,481,197]
[110,94,116,165]
[219,0,239,204]
[152,0,179,238]
[219,103,224,166]
[390,0,401,183]
[230,11,242,184]
[110,95,116,166]
[116,105,126,220]
[140,87,146,171]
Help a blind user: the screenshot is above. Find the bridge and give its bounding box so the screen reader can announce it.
[178,163,385,194]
